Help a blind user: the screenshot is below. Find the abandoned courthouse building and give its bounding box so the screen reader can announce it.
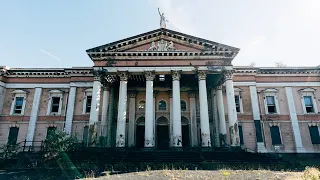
[0,28,319,153]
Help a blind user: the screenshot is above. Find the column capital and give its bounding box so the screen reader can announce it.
[93,75,101,81]
[118,71,128,81]
[188,91,196,98]
[128,91,137,98]
[171,71,181,81]
[216,85,223,90]
[145,71,155,81]
[197,71,207,80]
[223,70,234,80]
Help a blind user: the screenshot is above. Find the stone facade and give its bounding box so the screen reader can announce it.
[0,29,319,153]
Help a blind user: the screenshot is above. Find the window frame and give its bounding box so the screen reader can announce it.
[308,125,320,144]
[180,100,187,112]
[299,88,318,114]
[158,100,167,111]
[234,88,244,113]
[10,90,27,116]
[47,90,63,115]
[7,126,19,145]
[269,123,283,146]
[263,89,280,115]
[138,100,146,111]
[82,88,93,114]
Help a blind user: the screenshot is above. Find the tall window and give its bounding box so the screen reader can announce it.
[51,97,60,113]
[83,126,89,146]
[238,125,244,145]
[235,95,241,113]
[158,100,166,111]
[266,96,277,114]
[180,100,187,111]
[14,97,24,114]
[47,90,63,115]
[7,127,19,145]
[270,126,282,145]
[138,100,145,111]
[85,95,92,113]
[10,90,27,115]
[304,96,314,113]
[309,126,320,144]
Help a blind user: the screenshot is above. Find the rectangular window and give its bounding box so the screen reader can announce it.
[304,96,314,113]
[7,127,19,145]
[46,127,56,138]
[270,126,282,145]
[51,97,60,113]
[83,126,89,146]
[238,125,244,145]
[235,95,241,113]
[309,126,320,144]
[85,96,92,113]
[14,97,24,114]
[266,96,276,113]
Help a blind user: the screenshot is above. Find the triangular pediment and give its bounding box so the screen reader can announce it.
[86,28,240,57]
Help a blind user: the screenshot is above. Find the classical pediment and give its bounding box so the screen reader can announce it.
[86,28,239,59]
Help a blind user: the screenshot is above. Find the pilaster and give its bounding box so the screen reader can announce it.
[88,76,101,146]
[116,71,128,147]
[171,71,182,147]
[128,91,136,147]
[188,91,198,147]
[144,71,155,147]
[0,83,6,115]
[65,86,77,135]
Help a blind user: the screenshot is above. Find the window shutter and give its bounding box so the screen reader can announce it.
[270,126,282,145]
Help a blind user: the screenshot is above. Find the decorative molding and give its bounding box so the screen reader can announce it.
[147,40,176,51]
[144,71,155,81]
[197,71,206,80]
[223,70,233,80]
[269,122,280,127]
[118,71,128,81]
[308,122,320,127]
[171,71,181,81]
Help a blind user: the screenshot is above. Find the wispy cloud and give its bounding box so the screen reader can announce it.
[40,49,61,62]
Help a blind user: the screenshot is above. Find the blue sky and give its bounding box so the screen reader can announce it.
[0,0,319,68]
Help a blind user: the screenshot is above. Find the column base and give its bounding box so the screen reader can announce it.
[296,146,307,153]
[256,142,268,153]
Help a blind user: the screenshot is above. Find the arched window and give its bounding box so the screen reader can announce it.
[138,100,145,111]
[181,100,187,111]
[158,100,167,111]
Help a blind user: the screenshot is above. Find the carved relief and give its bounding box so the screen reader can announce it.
[223,70,233,80]
[118,71,128,81]
[197,71,206,80]
[171,71,181,81]
[144,71,155,81]
[148,40,176,51]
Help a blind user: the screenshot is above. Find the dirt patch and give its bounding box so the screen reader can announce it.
[94,170,304,180]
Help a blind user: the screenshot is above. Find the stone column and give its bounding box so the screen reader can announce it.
[169,91,173,147]
[116,72,128,147]
[172,71,182,147]
[65,86,77,135]
[212,89,220,147]
[249,86,267,152]
[285,87,306,153]
[88,76,101,146]
[0,82,5,114]
[128,91,136,147]
[100,84,111,137]
[26,87,42,146]
[224,71,240,146]
[216,85,227,147]
[106,86,114,147]
[189,91,198,147]
[153,91,156,146]
[198,71,211,147]
[144,71,155,147]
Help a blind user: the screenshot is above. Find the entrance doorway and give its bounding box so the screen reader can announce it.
[136,117,145,149]
[156,117,169,150]
[181,117,190,148]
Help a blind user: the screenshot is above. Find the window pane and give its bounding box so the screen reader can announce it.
[235,96,240,112]
[270,126,282,145]
[266,96,275,105]
[83,126,89,146]
[235,96,240,104]
[309,126,320,144]
[15,97,24,106]
[158,100,166,111]
[268,106,276,113]
[51,97,60,113]
[86,96,92,113]
[138,101,145,110]
[7,127,19,145]
[304,96,313,106]
[238,125,244,145]
[181,100,186,111]
[52,97,60,104]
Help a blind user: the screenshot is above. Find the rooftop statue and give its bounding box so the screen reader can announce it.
[158,8,168,29]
